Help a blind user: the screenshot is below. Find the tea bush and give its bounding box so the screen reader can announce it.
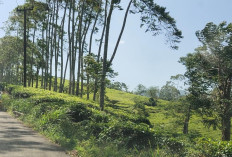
[197,138,232,157]
[1,85,187,156]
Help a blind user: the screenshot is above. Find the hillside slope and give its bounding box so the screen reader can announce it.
[1,85,232,156]
[105,88,222,139]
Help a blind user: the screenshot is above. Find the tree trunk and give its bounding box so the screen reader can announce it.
[80,16,92,98]
[76,1,84,96]
[221,76,232,141]
[54,1,59,92]
[41,27,45,88]
[87,8,100,100]
[221,115,231,141]
[59,1,67,93]
[36,66,39,88]
[68,0,73,94]
[183,105,191,134]
[44,10,51,90]
[49,2,55,91]
[62,52,70,93]
[71,0,76,95]
[100,0,132,110]
[93,1,107,101]
[100,0,114,111]
[29,24,37,87]
[108,0,132,66]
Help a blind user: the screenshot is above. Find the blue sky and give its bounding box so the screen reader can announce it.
[1,0,232,90]
[109,0,232,90]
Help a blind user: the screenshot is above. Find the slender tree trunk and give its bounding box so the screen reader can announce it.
[80,17,92,98]
[71,0,76,95]
[93,1,107,101]
[45,10,51,90]
[108,0,132,66]
[62,52,70,93]
[87,11,100,100]
[100,1,114,111]
[76,1,84,96]
[54,1,59,92]
[16,31,20,84]
[183,105,191,134]
[59,1,67,93]
[68,0,73,94]
[31,23,37,87]
[41,28,45,88]
[49,2,56,91]
[99,0,132,110]
[36,66,39,88]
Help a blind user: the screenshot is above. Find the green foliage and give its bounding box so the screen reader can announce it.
[134,84,147,96]
[197,138,232,157]
[133,98,150,117]
[0,36,23,84]
[146,86,159,99]
[180,22,232,140]
[106,87,223,142]
[133,0,183,49]
[99,121,158,149]
[3,85,232,156]
[84,54,102,79]
[0,82,7,91]
[159,81,180,101]
[1,85,186,156]
[68,103,92,122]
[148,98,157,106]
[134,96,157,107]
[107,81,129,92]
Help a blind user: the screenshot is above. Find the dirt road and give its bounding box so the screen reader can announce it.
[0,111,70,157]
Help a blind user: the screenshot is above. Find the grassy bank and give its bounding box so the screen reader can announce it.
[1,85,186,157]
[1,85,232,156]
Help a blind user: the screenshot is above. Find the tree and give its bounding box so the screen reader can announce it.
[146,86,159,99]
[180,22,232,141]
[99,0,183,111]
[159,81,180,101]
[4,0,182,112]
[134,84,147,96]
[107,81,129,92]
[0,36,23,84]
[0,36,39,85]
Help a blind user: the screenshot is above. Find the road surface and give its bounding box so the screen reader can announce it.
[0,111,70,157]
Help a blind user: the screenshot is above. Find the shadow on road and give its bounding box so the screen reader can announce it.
[0,111,69,157]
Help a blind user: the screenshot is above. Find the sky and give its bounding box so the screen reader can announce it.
[0,0,232,91]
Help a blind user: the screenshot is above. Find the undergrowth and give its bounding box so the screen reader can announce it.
[1,85,186,157]
[1,84,231,156]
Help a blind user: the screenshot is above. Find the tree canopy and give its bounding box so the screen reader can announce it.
[180,22,232,141]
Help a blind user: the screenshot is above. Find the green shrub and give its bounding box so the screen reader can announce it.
[134,97,157,107]
[68,103,92,122]
[147,98,157,106]
[2,85,187,157]
[197,138,232,157]
[99,121,160,149]
[1,93,11,111]
[34,96,65,104]
[133,99,149,117]
[0,82,7,91]
[13,91,33,98]
[91,111,109,123]
[133,116,152,127]
[162,137,185,156]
